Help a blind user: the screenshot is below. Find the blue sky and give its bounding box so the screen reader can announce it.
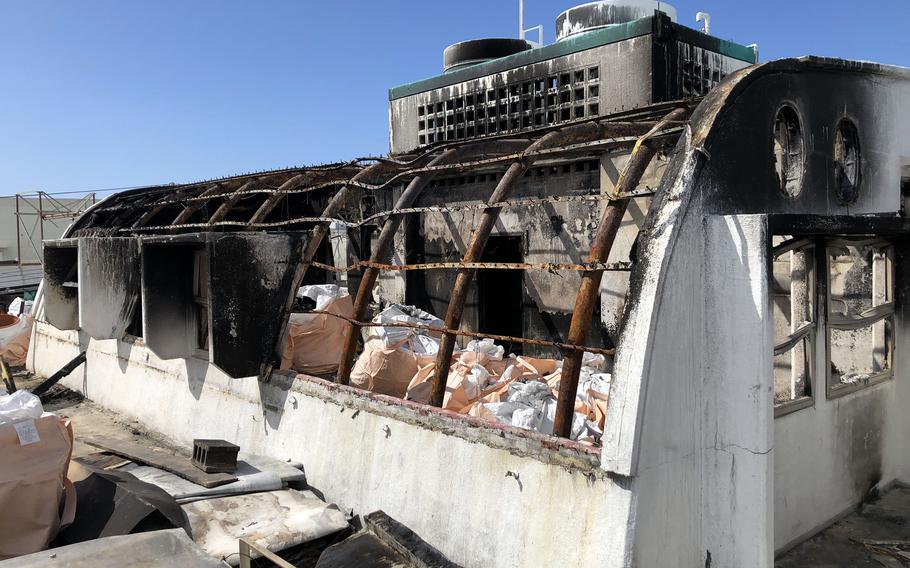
[1,0,909,197]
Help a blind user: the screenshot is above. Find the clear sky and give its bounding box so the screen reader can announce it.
[2,0,909,197]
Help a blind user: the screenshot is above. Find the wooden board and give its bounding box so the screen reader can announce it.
[81,435,237,488]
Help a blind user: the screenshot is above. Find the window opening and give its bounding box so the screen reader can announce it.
[773,104,805,198]
[772,236,816,414]
[833,118,861,204]
[478,236,524,355]
[193,250,210,352]
[826,239,894,396]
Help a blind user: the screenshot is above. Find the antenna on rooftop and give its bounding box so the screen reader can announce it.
[696,11,711,35]
[519,0,524,39]
[518,0,543,47]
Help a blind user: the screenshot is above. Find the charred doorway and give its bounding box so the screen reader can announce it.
[478,235,524,354]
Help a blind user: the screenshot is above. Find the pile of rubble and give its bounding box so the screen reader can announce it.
[281,286,612,445]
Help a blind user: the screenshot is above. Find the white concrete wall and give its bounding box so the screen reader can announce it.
[28,323,630,568]
[602,124,775,566]
[619,212,774,568]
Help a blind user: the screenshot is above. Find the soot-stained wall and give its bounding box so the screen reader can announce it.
[638,57,910,555]
[383,154,661,358]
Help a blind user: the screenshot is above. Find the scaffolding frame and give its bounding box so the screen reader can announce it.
[14,191,96,266]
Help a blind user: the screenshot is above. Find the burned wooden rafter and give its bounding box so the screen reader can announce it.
[125,189,658,233]
[70,115,688,238]
[207,175,284,227]
[243,165,364,229]
[56,100,699,442]
[334,139,534,384]
[168,182,229,231]
[335,147,463,385]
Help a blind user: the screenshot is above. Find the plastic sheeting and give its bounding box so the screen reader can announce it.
[281,285,353,375]
[0,390,47,426]
[6,298,33,317]
[350,304,444,397]
[183,489,350,565]
[0,529,224,568]
[408,346,611,444]
[118,454,306,503]
[0,314,32,367]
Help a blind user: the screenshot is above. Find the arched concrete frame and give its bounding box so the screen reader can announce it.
[604,57,910,567]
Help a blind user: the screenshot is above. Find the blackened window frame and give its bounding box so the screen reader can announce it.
[824,237,895,399]
[771,236,817,417]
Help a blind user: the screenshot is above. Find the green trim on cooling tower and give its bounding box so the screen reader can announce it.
[388,16,756,101]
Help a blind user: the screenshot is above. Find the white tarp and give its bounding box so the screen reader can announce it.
[0,529,223,568]
[183,489,349,565]
[118,454,305,503]
[0,390,48,426]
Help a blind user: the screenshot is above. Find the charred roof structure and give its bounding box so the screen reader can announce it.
[26,3,910,567]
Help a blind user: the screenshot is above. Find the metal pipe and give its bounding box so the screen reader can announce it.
[428,121,664,408]
[37,192,44,244]
[552,107,688,438]
[295,162,387,286]
[15,194,21,266]
[519,0,524,39]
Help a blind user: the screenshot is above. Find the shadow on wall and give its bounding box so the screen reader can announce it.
[258,371,294,431]
[183,356,213,401]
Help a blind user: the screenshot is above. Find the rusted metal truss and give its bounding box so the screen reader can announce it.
[68,100,695,441]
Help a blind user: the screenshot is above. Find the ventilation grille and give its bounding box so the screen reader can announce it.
[416,66,601,147]
[678,43,728,97]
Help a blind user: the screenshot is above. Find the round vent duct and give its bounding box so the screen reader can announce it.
[443,38,533,73]
[556,1,677,42]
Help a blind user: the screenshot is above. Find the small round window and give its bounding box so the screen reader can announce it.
[833,118,861,204]
[773,105,805,198]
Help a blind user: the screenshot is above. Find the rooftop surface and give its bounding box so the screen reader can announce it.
[777,486,910,567]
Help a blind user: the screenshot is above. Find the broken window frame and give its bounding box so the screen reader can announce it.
[192,249,211,357]
[825,237,895,399]
[772,236,817,417]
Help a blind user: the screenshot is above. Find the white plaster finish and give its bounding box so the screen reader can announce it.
[27,321,628,568]
[701,214,774,566]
